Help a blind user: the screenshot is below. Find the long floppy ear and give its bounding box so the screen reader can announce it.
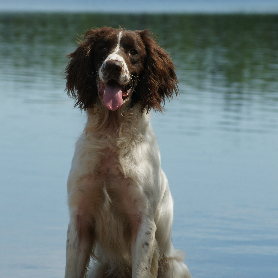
[65,29,100,110]
[133,30,178,112]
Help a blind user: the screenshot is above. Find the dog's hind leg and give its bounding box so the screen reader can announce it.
[88,261,133,278]
[88,262,109,278]
[157,249,191,278]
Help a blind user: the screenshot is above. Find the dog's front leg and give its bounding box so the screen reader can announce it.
[132,218,159,278]
[65,219,94,278]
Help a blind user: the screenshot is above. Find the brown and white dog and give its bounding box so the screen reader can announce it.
[65,27,191,278]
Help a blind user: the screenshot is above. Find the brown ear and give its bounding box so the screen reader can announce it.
[133,30,178,112]
[65,30,100,110]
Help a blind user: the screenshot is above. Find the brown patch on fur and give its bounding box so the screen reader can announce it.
[66,27,118,110]
[132,30,178,112]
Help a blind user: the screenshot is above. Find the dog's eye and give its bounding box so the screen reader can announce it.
[100,45,108,53]
[130,49,138,56]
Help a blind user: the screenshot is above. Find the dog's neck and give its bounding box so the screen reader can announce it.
[84,104,151,153]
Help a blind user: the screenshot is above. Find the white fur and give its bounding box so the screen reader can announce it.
[65,105,191,278]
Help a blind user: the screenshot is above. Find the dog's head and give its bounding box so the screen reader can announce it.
[66,27,178,112]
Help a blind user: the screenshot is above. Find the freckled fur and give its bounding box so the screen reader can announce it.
[64,27,191,278]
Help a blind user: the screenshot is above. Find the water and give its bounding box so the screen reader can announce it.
[0,13,278,278]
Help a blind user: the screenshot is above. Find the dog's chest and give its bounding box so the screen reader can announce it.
[92,149,140,213]
[89,150,141,261]
[96,149,122,176]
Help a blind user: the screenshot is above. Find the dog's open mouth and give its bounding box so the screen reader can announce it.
[99,79,133,111]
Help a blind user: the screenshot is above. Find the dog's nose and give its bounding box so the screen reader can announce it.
[104,60,122,77]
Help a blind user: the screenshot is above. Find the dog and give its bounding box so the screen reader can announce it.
[64,27,191,278]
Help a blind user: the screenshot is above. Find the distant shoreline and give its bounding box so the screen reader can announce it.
[1,1,278,14]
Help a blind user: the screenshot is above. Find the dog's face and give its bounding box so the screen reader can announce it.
[95,30,146,111]
[66,27,178,112]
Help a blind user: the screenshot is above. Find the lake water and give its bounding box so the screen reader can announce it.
[0,13,278,278]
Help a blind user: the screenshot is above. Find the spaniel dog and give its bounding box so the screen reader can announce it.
[65,27,191,278]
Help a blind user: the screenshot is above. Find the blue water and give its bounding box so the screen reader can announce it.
[0,13,278,278]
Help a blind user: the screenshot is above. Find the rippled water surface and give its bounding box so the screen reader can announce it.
[0,13,278,278]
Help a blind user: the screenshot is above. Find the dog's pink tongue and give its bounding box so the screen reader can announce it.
[103,82,123,111]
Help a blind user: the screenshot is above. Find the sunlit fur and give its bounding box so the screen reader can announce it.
[65,27,191,278]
